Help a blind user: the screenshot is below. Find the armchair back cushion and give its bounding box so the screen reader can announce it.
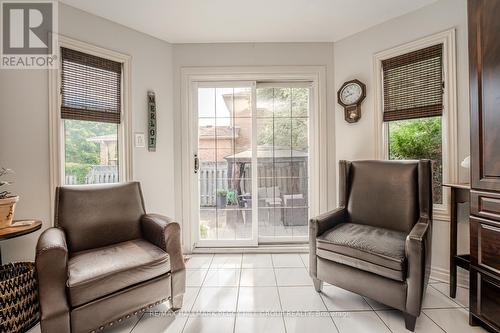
[55,182,146,252]
[347,160,419,233]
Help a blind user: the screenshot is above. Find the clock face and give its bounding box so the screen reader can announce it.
[340,83,363,105]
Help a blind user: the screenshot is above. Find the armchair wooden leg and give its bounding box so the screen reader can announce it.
[312,278,323,292]
[403,313,417,332]
[170,295,183,311]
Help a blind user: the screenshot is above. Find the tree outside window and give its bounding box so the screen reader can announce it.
[388,116,442,204]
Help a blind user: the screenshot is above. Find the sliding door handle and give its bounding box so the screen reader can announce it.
[194,154,199,174]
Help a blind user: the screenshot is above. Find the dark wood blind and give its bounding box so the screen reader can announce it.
[382,44,443,122]
[61,48,122,124]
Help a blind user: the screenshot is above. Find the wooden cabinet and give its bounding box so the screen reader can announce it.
[469,268,500,330]
[468,0,500,331]
[469,0,500,192]
[471,191,500,222]
[470,217,500,275]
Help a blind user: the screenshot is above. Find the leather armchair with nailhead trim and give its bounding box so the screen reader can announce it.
[36,182,185,333]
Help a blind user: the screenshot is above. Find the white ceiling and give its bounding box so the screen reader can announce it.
[60,0,438,43]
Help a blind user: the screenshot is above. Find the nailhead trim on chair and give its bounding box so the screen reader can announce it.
[88,297,170,332]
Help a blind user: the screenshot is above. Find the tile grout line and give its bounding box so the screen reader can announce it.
[330,309,382,313]
[318,289,341,333]
[362,294,393,333]
[232,254,244,333]
[298,252,308,269]
[421,310,448,333]
[429,283,467,308]
[128,312,145,333]
[180,253,215,333]
[422,306,469,310]
[271,254,288,333]
[369,308,394,333]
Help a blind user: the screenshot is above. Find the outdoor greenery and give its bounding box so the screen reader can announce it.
[64,119,117,183]
[389,116,442,203]
[216,189,228,197]
[226,190,238,205]
[200,224,209,239]
[257,87,308,150]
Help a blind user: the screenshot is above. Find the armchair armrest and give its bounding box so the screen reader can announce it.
[141,214,186,303]
[405,218,432,316]
[35,228,70,333]
[141,214,185,273]
[309,207,347,278]
[309,207,346,237]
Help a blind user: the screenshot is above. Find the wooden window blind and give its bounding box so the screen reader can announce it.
[382,44,443,122]
[61,48,122,124]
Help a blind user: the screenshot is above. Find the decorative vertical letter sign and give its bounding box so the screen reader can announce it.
[147,91,157,152]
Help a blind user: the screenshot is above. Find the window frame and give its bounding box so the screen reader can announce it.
[49,36,132,223]
[373,29,458,221]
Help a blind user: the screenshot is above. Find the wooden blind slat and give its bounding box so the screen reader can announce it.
[382,44,443,122]
[61,47,122,124]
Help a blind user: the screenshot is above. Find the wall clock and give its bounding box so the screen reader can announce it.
[337,79,366,123]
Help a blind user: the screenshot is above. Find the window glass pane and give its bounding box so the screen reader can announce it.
[64,119,119,185]
[256,86,310,240]
[291,88,309,117]
[388,116,442,204]
[197,86,253,241]
[256,87,274,118]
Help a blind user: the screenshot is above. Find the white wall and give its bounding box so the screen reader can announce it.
[333,0,470,281]
[0,3,175,262]
[172,43,337,230]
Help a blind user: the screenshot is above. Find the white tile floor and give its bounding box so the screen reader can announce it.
[28,253,487,333]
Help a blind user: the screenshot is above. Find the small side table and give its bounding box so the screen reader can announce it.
[443,183,470,298]
[0,219,42,265]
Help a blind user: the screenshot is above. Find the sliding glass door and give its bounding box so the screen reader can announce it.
[193,81,311,247]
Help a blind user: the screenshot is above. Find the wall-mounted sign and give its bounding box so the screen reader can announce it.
[147,91,157,152]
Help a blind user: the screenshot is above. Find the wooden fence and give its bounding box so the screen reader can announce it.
[199,161,308,207]
[199,162,228,206]
[65,166,119,185]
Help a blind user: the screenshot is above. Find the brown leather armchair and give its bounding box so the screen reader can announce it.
[35,182,185,333]
[309,160,432,331]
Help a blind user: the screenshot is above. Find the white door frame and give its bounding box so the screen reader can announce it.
[180,66,328,251]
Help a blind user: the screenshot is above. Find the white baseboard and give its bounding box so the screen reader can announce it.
[430,265,469,288]
[191,245,309,254]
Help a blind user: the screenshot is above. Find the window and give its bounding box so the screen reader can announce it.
[60,47,123,185]
[383,44,444,204]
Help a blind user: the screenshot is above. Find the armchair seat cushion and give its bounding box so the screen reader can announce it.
[67,239,170,307]
[316,223,406,281]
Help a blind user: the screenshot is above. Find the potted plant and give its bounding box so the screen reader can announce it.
[226,190,238,206]
[225,190,241,223]
[0,168,19,228]
[216,189,228,209]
